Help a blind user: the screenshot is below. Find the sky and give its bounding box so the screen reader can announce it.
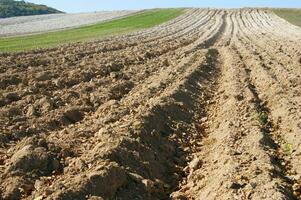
[25,0,301,13]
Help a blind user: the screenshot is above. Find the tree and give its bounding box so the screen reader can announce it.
[0,0,63,18]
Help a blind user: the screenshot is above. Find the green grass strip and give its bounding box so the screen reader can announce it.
[0,8,184,52]
[273,8,301,28]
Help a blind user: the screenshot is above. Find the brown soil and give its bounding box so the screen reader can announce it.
[1,8,301,200]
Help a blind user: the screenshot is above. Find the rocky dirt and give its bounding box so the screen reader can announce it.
[0,8,301,200]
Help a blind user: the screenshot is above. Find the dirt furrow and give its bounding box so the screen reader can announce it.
[34,13,227,199]
[0,9,226,199]
[0,10,216,89]
[233,10,301,198]
[1,8,301,200]
[234,46,301,199]
[0,9,211,65]
[237,11,301,101]
[172,43,296,199]
[0,10,220,148]
[26,49,210,200]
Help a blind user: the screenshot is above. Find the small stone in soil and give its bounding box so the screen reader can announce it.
[230,182,246,189]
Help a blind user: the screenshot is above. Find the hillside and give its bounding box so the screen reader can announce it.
[0,9,183,52]
[0,0,62,18]
[273,8,301,27]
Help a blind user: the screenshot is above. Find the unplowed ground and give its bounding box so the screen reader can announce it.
[1,8,301,200]
[0,11,137,37]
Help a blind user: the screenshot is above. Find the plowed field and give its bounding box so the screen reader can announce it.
[1,8,301,200]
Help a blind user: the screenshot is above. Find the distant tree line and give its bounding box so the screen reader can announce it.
[0,0,62,18]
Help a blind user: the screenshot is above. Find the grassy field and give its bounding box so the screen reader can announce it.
[0,8,183,52]
[273,8,301,28]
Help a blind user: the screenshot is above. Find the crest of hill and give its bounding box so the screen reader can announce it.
[0,0,63,18]
[272,8,301,28]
